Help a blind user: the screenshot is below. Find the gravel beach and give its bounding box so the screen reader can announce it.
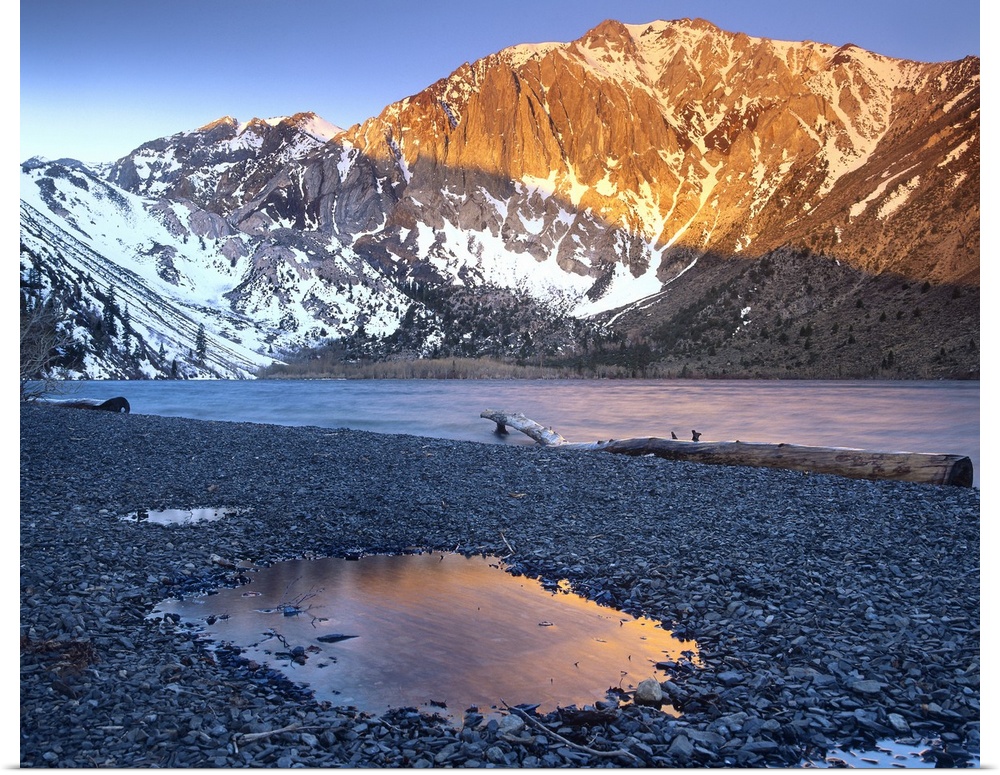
[20,403,980,767]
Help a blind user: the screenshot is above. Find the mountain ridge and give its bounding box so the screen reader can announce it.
[338,17,977,283]
[19,18,979,382]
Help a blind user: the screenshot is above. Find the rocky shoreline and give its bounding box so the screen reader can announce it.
[20,403,980,767]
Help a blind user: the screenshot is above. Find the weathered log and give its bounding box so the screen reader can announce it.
[480,410,567,446]
[480,409,973,487]
[35,396,131,414]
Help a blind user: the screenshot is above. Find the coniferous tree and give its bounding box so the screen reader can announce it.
[102,287,119,338]
[195,324,207,360]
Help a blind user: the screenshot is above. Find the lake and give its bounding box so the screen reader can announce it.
[49,378,980,487]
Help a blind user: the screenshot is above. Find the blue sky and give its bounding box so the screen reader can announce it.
[19,0,980,164]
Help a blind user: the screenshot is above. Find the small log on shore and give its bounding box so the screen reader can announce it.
[480,410,567,446]
[480,409,973,487]
[35,397,131,414]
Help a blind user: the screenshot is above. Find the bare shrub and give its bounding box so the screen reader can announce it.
[20,298,71,401]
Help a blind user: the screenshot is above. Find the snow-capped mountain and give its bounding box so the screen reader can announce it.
[19,114,415,379]
[321,19,978,298]
[20,19,979,380]
[107,113,343,211]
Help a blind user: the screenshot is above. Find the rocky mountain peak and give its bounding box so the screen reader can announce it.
[198,115,240,133]
[577,18,641,51]
[106,110,342,212]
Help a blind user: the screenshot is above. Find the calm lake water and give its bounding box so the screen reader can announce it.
[52,378,980,487]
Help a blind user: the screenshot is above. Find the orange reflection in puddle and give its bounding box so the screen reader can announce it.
[155,552,699,719]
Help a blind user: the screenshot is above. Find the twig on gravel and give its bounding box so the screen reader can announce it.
[500,700,641,764]
[233,723,327,746]
[231,722,331,755]
[374,717,403,735]
[500,531,515,557]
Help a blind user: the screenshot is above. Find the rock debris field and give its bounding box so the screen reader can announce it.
[20,403,980,767]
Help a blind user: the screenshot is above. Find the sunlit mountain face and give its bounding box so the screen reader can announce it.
[19,19,979,380]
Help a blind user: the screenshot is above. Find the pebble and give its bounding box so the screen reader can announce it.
[634,678,664,705]
[18,404,981,767]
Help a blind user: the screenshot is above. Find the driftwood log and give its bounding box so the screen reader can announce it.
[35,396,131,414]
[481,410,973,487]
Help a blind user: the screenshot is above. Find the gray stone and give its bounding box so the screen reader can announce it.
[686,729,727,746]
[485,746,506,763]
[668,734,694,760]
[888,713,910,733]
[718,671,745,686]
[849,680,885,695]
[635,677,664,705]
[498,714,526,736]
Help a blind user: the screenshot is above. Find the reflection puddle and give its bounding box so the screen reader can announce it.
[803,738,978,768]
[121,506,239,525]
[153,552,699,719]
